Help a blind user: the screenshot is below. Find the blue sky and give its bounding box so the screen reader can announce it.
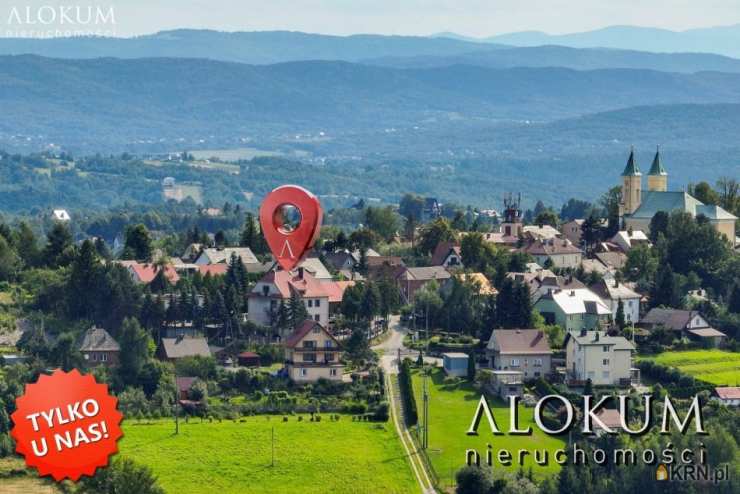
[1,0,740,37]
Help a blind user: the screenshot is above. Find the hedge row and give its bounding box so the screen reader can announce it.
[398,359,418,426]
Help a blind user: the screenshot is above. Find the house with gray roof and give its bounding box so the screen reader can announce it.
[79,326,120,367]
[157,336,211,361]
[564,330,635,385]
[486,329,552,379]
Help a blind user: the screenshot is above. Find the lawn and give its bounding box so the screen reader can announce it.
[118,416,419,494]
[0,456,60,494]
[644,350,740,385]
[411,368,566,490]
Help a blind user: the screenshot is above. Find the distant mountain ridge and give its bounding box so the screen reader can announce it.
[439,24,740,58]
[365,45,740,74]
[2,28,740,73]
[2,55,740,153]
[0,29,500,65]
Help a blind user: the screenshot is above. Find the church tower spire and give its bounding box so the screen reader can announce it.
[647,145,667,192]
[619,147,642,216]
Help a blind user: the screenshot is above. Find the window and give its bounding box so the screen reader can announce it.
[602,345,609,352]
[602,359,610,365]
[325,340,333,348]
[300,368,307,376]
[101,353,108,362]
[329,369,337,377]
[303,341,316,348]
[325,353,334,362]
[313,326,320,334]
[314,314,320,322]
[303,353,316,362]
[270,300,277,310]
[315,299,320,308]
[262,285,270,296]
[534,358,543,367]
[534,372,541,377]
[92,353,98,361]
[511,358,520,367]
[307,299,313,308]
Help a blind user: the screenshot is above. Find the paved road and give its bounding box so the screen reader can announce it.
[373,315,413,374]
[373,316,441,374]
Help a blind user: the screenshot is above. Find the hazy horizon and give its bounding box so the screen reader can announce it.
[1,0,740,39]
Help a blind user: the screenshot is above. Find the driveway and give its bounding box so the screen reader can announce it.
[373,316,440,374]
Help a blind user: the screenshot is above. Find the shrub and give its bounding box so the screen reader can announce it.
[398,359,418,426]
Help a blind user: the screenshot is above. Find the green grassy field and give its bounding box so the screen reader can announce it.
[118,416,419,494]
[411,368,566,490]
[0,457,59,494]
[644,350,740,385]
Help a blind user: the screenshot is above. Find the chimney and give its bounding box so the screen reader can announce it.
[594,332,600,342]
[580,328,587,337]
[298,267,305,279]
[570,290,576,297]
[614,278,619,288]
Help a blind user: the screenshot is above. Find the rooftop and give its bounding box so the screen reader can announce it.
[488,329,552,355]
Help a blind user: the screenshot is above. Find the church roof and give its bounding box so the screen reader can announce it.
[621,149,641,176]
[627,191,736,221]
[648,148,667,176]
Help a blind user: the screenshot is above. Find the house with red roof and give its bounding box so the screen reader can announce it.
[715,387,740,406]
[284,320,344,382]
[126,262,180,285]
[247,267,332,329]
[430,242,463,268]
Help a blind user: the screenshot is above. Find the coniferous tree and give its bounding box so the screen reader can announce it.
[615,298,626,330]
[68,240,100,319]
[44,222,74,267]
[117,318,150,386]
[651,264,680,308]
[288,292,308,329]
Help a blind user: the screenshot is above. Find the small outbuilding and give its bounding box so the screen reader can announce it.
[237,351,261,367]
[442,352,469,378]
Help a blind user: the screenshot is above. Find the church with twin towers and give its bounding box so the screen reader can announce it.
[618,147,736,242]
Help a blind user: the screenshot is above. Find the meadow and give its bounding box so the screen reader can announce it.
[411,368,566,490]
[118,416,419,494]
[645,349,740,385]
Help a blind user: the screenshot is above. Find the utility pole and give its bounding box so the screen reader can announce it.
[422,370,429,449]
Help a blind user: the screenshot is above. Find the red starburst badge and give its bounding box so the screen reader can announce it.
[10,368,123,482]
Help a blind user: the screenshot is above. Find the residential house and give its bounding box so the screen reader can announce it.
[366,256,405,281]
[590,279,641,325]
[444,273,497,296]
[298,257,333,281]
[520,238,583,269]
[195,247,259,266]
[507,271,581,302]
[714,387,740,407]
[421,197,442,222]
[396,266,451,304]
[619,147,736,241]
[52,209,71,222]
[284,320,343,382]
[594,251,628,272]
[430,242,463,268]
[157,336,211,361]
[442,353,469,377]
[561,219,584,247]
[593,409,624,435]
[182,243,204,262]
[79,326,120,367]
[564,330,635,386]
[522,225,561,241]
[126,262,180,285]
[247,268,331,328]
[535,288,611,332]
[610,230,650,252]
[486,329,552,379]
[638,308,726,346]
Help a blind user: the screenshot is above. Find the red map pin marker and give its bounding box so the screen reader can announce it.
[259,185,323,271]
